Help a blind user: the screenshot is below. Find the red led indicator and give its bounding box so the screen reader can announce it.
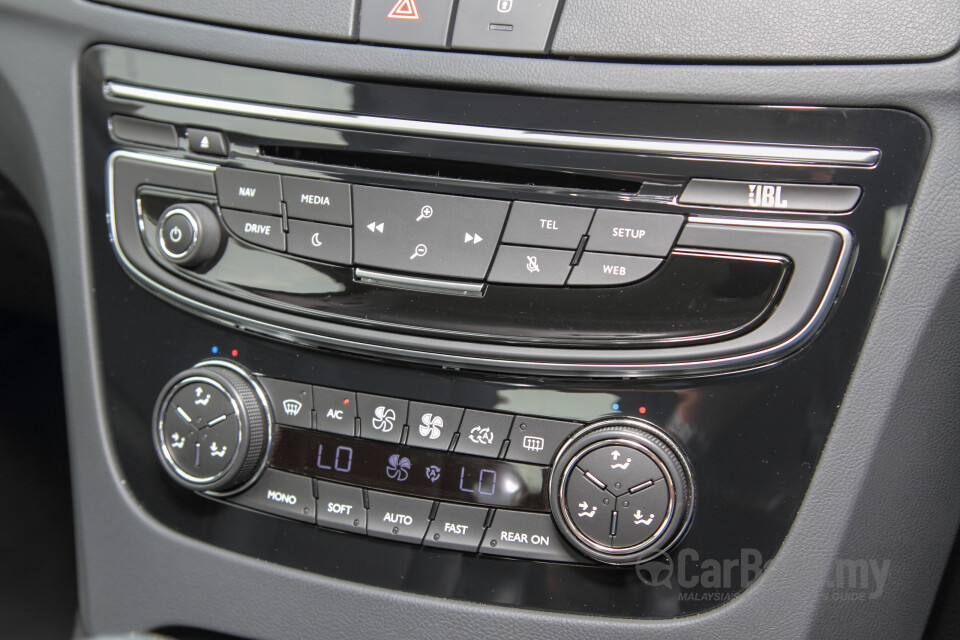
[231,349,239,357]
[343,398,351,405]
[639,406,647,414]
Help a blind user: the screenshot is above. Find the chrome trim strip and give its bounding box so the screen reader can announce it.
[103,82,880,168]
[106,151,853,377]
[354,268,485,297]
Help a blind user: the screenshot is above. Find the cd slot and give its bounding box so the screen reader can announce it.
[260,144,644,194]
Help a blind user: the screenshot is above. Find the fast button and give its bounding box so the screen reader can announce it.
[424,503,489,552]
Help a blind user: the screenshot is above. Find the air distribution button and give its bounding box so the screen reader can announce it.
[549,418,694,565]
[153,362,272,493]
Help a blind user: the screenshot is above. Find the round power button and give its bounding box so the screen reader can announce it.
[156,203,221,267]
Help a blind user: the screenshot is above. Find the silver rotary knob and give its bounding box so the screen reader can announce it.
[549,417,694,565]
[153,361,271,494]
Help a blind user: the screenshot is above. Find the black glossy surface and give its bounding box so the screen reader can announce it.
[272,427,550,511]
[83,48,930,618]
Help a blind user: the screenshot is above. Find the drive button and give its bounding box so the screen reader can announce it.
[222,210,285,252]
[481,510,581,563]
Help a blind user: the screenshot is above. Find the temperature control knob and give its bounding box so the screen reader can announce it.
[153,361,271,493]
[549,417,694,565]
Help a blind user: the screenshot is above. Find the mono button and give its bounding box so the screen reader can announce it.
[230,469,316,524]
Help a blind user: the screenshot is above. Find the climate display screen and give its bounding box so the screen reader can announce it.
[271,427,550,512]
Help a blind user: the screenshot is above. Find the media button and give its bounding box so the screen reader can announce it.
[259,377,313,429]
[501,201,594,249]
[454,410,512,458]
[282,176,352,225]
[366,491,434,544]
[586,210,684,257]
[313,386,357,436]
[216,167,282,215]
[487,245,573,286]
[424,503,489,552]
[505,415,581,465]
[221,209,285,252]
[357,393,408,444]
[480,510,581,563]
[566,252,662,287]
[406,402,463,451]
[287,219,352,266]
[315,480,367,533]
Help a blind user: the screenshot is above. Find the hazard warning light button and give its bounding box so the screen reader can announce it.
[359,0,456,49]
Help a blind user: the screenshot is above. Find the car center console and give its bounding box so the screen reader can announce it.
[84,45,928,618]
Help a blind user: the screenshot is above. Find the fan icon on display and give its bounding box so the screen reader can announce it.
[372,406,396,432]
[418,413,444,440]
[386,454,411,482]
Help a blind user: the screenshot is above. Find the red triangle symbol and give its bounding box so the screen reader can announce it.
[387,0,421,20]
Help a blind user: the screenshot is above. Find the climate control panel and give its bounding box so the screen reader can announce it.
[152,361,694,565]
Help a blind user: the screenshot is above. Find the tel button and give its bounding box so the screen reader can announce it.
[315,480,367,533]
[424,503,489,552]
[366,490,434,544]
[501,201,594,249]
[221,209,285,252]
[480,510,581,563]
[313,385,357,436]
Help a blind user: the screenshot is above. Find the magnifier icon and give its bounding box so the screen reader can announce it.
[416,205,433,222]
[410,243,428,260]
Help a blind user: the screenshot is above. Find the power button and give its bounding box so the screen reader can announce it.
[156,203,222,267]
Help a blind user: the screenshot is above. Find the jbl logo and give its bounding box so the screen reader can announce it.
[747,184,789,209]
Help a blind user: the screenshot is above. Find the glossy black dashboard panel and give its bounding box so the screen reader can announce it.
[83,47,929,619]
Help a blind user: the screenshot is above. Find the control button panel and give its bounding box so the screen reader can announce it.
[680,179,862,213]
[352,186,509,280]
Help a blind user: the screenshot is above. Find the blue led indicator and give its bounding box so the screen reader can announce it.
[612,403,620,411]
[211,346,219,354]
